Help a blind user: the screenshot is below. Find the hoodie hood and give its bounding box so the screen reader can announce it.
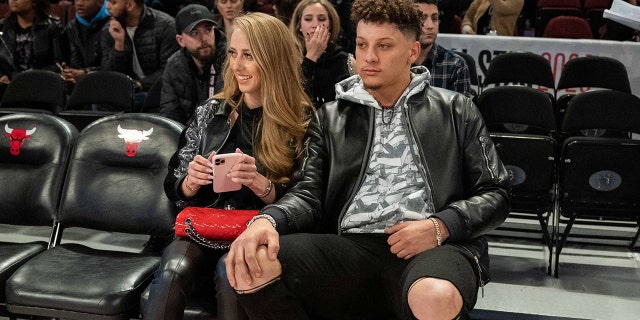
[335,65,431,108]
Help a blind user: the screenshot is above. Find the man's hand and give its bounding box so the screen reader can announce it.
[0,75,9,85]
[384,218,448,260]
[108,19,126,51]
[226,218,280,289]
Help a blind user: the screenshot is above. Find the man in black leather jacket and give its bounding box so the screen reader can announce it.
[226,0,510,319]
[158,4,227,124]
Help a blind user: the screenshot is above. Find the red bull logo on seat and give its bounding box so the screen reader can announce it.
[4,123,37,156]
[117,124,153,157]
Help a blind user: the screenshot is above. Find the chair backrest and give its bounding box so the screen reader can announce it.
[0,70,66,114]
[561,90,640,136]
[535,2,584,37]
[477,86,557,134]
[66,71,135,113]
[483,52,556,91]
[56,113,184,237]
[543,16,593,39]
[0,113,78,226]
[556,56,631,93]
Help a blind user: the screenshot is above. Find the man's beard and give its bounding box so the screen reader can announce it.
[364,83,382,91]
[112,10,127,26]
[189,46,216,66]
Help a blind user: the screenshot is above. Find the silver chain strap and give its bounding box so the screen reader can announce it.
[184,218,231,250]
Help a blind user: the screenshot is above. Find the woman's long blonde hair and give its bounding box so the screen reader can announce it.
[289,0,341,54]
[216,12,314,183]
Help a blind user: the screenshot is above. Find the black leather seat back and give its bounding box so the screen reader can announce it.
[58,113,183,236]
[0,113,78,226]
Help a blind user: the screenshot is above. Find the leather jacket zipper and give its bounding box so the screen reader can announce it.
[479,136,497,182]
[458,244,486,298]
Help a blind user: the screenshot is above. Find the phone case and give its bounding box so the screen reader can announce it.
[212,153,243,193]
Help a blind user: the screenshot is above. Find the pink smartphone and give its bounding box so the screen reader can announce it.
[212,153,243,193]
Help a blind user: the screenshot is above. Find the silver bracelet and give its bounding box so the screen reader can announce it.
[247,214,277,229]
[429,217,442,246]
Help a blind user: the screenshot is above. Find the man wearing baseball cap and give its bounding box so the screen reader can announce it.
[158,4,227,124]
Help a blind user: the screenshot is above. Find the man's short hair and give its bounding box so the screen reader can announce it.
[350,0,423,41]
[415,0,438,6]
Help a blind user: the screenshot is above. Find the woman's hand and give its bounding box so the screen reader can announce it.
[304,24,330,62]
[182,153,214,196]
[228,149,275,202]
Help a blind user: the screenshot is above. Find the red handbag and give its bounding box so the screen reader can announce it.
[175,207,259,250]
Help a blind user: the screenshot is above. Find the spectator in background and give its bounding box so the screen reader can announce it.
[213,0,243,37]
[101,0,179,111]
[414,0,471,97]
[273,0,299,26]
[461,0,524,36]
[60,0,110,85]
[0,0,65,83]
[159,4,227,124]
[290,0,350,107]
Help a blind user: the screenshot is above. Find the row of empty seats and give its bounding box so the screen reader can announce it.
[0,112,190,319]
[535,0,614,38]
[0,70,162,131]
[475,52,639,277]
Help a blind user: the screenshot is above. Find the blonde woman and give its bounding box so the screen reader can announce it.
[144,12,313,320]
[290,0,351,107]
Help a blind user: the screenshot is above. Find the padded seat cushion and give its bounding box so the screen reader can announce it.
[0,241,47,300]
[6,243,160,315]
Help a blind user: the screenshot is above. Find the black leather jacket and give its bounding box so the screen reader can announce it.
[100,6,179,91]
[262,72,511,282]
[0,15,64,79]
[165,99,288,210]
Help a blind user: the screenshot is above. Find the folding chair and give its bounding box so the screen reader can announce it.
[555,56,631,127]
[477,86,558,259]
[0,113,78,316]
[0,70,66,115]
[6,113,184,320]
[554,90,640,277]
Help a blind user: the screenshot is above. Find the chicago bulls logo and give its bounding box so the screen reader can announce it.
[4,123,37,156]
[117,124,153,157]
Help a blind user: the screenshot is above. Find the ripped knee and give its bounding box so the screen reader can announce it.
[234,245,282,294]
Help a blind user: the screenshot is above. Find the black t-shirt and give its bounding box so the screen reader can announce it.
[14,26,33,72]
